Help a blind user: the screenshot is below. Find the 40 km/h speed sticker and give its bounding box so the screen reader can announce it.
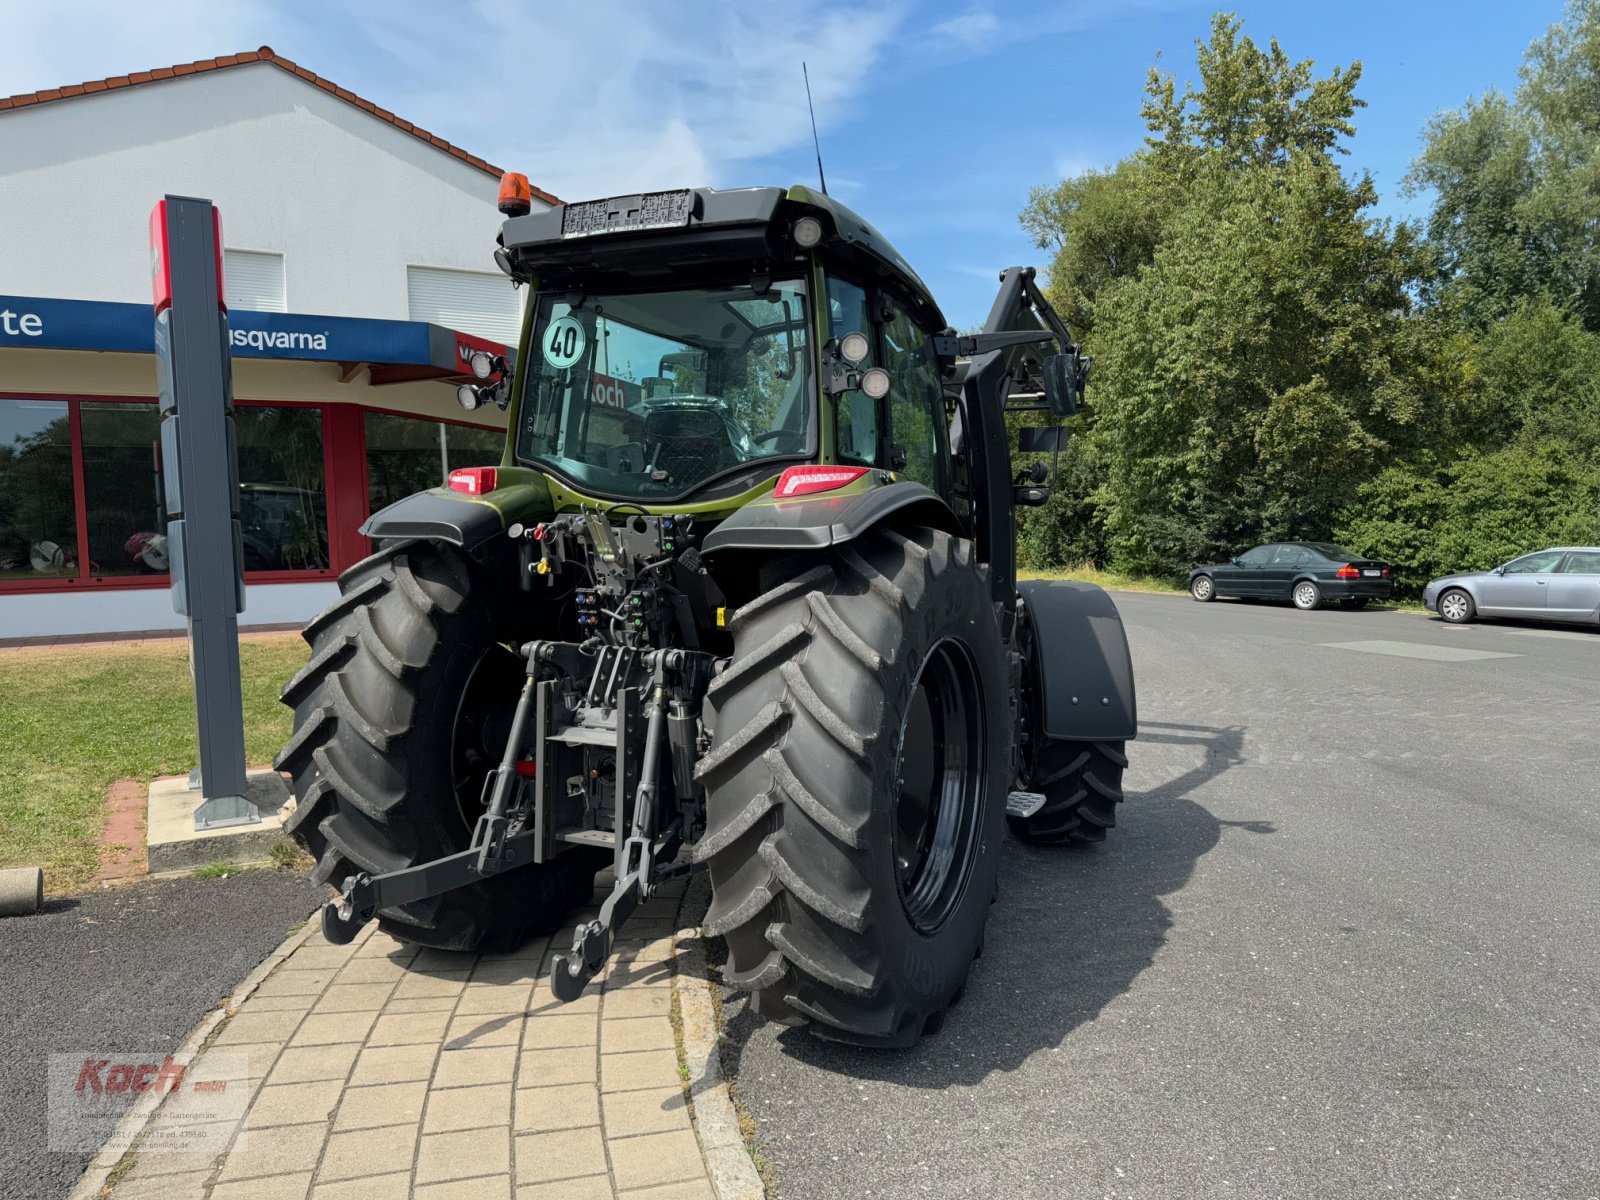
[542,316,587,369]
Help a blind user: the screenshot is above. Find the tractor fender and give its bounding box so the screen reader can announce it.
[1017,579,1137,742]
[360,483,548,555]
[700,480,961,556]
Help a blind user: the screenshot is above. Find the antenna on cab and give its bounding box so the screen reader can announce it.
[803,62,828,196]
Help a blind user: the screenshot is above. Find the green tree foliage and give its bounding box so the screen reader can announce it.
[1408,0,1600,330]
[1016,8,1600,591]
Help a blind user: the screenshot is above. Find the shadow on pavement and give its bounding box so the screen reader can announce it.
[712,720,1269,1087]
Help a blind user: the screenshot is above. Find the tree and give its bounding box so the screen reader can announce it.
[1409,0,1600,330]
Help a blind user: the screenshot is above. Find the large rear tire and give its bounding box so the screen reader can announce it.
[696,529,1009,1047]
[275,540,603,952]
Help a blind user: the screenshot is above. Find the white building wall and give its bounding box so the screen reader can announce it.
[1,581,340,640]
[0,63,544,323]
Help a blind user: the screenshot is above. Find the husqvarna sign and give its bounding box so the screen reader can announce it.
[0,294,505,368]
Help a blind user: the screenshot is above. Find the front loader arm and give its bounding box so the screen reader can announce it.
[945,266,1088,605]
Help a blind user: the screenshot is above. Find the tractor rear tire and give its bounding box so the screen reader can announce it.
[275,540,602,953]
[696,528,1009,1048]
[1007,739,1127,845]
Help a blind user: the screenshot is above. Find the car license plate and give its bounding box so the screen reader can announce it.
[562,190,693,238]
[1362,569,1381,577]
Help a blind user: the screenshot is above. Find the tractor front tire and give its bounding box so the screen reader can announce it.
[696,529,1009,1048]
[275,540,600,953]
[1007,739,1127,845]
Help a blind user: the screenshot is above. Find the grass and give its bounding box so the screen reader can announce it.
[0,633,309,893]
[1019,560,1187,594]
[191,863,238,879]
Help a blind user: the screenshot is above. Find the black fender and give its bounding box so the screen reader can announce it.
[1018,579,1137,742]
[360,488,510,553]
[700,480,961,555]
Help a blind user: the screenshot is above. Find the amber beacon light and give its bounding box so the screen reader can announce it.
[498,172,532,217]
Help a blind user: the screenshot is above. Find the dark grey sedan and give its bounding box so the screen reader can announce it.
[1189,542,1394,610]
[1423,547,1600,625]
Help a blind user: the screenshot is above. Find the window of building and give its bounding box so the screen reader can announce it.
[235,407,329,571]
[224,249,287,312]
[0,400,76,580]
[407,266,522,345]
[365,411,503,515]
[81,402,166,576]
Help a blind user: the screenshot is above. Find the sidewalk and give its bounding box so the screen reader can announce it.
[90,875,735,1200]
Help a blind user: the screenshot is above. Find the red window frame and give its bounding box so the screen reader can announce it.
[0,392,506,596]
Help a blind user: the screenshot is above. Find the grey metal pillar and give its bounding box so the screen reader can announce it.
[150,195,255,830]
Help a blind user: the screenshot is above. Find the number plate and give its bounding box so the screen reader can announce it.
[1363,569,1381,577]
[562,191,693,238]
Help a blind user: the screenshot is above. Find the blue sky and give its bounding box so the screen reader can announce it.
[2,1,1564,327]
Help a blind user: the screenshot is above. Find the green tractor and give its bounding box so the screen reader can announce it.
[276,182,1137,1047]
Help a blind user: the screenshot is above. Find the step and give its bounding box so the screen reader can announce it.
[558,828,616,848]
[550,723,618,747]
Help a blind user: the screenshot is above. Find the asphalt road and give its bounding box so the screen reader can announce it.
[0,871,321,1200]
[720,594,1600,1200]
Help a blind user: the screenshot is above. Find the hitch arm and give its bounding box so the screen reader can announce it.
[320,645,544,944]
[549,654,677,1001]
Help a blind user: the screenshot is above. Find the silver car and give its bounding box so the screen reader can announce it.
[1423,547,1600,625]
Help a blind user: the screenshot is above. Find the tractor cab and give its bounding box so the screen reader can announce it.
[486,185,952,510]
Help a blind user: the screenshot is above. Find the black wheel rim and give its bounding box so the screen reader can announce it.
[892,638,986,933]
[450,642,524,832]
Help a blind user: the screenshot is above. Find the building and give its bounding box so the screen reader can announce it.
[0,47,554,639]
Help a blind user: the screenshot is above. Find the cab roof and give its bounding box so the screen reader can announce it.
[499,184,945,329]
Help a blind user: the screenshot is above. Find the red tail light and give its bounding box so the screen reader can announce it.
[1336,564,1360,579]
[773,465,870,499]
[447,467,497,495]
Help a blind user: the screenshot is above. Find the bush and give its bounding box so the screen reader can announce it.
[1337,445,1600,594]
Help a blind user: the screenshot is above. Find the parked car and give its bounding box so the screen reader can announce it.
[1189,542,1393,611]
[1423,547,1600,626]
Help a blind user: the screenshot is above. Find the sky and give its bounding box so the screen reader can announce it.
[0,0,1566,328]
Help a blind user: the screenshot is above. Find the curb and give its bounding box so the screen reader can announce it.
[674,873,765,1200]
[67,915,322,1200]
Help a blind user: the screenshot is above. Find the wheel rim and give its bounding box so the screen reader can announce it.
[1442,593,1469,621]
[1296,584,1316,608]
[891,638,986,934]
[1194,578,1211,599]
[450,642,525,832]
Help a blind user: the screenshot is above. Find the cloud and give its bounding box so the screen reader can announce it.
[0,0,904,202]
[928,6,1005,53]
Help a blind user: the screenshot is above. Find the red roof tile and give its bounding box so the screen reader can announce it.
[0,45,560,205]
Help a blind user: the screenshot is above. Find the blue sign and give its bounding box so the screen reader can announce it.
[0,294,441,365]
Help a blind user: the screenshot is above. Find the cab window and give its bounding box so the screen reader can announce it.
[880,298,951,499]
[826,277,880,467]
[1237,546,1274,565]
[1560,551,1600,573]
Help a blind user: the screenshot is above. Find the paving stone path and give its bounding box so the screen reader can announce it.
[101,877,718,1199]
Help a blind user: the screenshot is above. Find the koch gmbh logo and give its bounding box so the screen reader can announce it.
[49,1051,249,1153]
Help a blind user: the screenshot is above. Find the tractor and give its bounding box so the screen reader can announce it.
[276,181,1137,1047]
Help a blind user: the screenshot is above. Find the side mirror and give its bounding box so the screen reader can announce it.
[1492,565,1506,575]
[1041,351,1089,419]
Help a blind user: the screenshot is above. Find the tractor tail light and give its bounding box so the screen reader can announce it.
[1336,564,1360,579]
[773,465,869,499]
[447,467,498,495]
